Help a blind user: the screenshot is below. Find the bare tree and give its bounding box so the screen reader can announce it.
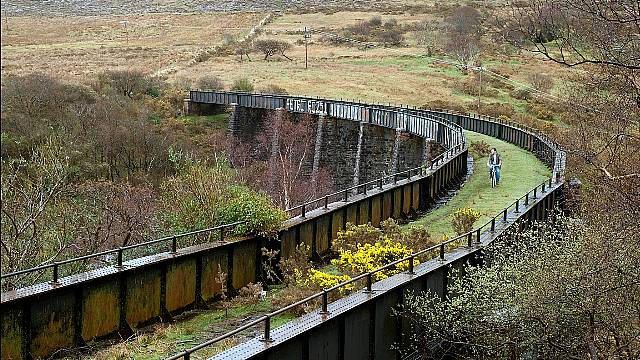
[444,6,484,67]
[506,1,640,70]
[254,39,293,61]
[1,139,71,288]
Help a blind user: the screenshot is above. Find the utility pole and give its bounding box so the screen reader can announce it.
[304,27,311,69]
[476,65,483,112]
[3,9,9,31]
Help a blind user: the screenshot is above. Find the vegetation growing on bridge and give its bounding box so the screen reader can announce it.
[409,131,550,237]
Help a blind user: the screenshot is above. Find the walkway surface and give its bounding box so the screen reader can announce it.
[407,130,551,237]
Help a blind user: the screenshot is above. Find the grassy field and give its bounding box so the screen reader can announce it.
[0,12,263,81]
[407,131,551,237]
[2,9,574,119]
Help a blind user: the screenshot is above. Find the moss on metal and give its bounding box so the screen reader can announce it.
[1,306,23,359]
[231,240,257,290]
[125,267,161,328]
[81,280,120,341]
[166,258,196,312]
[201,250,228,301]
[30,290,76,358]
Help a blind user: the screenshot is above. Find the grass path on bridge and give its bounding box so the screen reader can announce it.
[406,130,551,237]
[80,297,295,360]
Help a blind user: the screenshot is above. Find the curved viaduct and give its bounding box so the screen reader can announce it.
[0,92,565,360]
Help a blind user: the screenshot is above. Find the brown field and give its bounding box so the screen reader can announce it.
[1,12,264,80]
[1,9,573,112]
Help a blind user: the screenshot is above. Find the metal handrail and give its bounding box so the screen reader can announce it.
[165,177,559,360]
[284,144,465,216]
[1,221,246,285]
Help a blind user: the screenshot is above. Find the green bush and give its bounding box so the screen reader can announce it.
[451,207,481,235]
[231,78,254,92]
[527,101,554,121]
[196,75,224,90]
[258,84,288,95]
[470,140,492,159]
[216,184,287,237]
[160,159,285,238]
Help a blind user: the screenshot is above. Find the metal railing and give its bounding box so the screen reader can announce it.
[166,178,559,360]
[285,143,466,217]
[1,221,245,289]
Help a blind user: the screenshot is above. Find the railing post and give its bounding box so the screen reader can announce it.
[321,290,329,314]
[408,169,412,180]
[476,228,481,244]
[439,244,445,261]
[533,188,537,199]
[525,193,529,206]
[301,204,306,218]
[393,174,397,184]
[467,232,472,247]
[363,184,367,195]
[324,196,329,210]
[117,248,123,269]
[262,316,272,342]
[491,217,496,232]
[171,236,177,254]
[542,182,546,193]
[549,177,553,187]
[515,199,520,213]
[408,256,415,274]
[503,208,508,222]
[365,272,373,293]
[379,179,383,189]
[51,263,59,285]
[220,225,225,242]
[344,189,349,202]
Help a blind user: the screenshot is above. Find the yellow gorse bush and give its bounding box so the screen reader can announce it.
[306,269,354,292]
[332,238,419,281]
[451,207,481,235]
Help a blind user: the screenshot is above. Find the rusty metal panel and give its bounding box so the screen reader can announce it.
[346,204,358,226]
[30,289,76,358]
[403,185,412,214]
[200,250,228,301]
[299,221,315,256]
[280,228,297,259]
[125,267,161,328]
[232,240,258,290]
[370,195,382,227]
[81,278,120,341]
[358,199,370,225]
[383,191,393,221]
[316,214,331,254]
[165,257,196,312]
[393,188,403,218]
[343,305,372,360]
[1,305,23,360]
[331,210,345,241]
[308,318,340,360]
[412,182,420,211]
[374,290,399,360]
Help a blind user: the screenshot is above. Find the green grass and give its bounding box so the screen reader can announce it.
[406,131,551,237]
[85,295,294,360]
[177,113,229,130]
[341,57,467,79]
